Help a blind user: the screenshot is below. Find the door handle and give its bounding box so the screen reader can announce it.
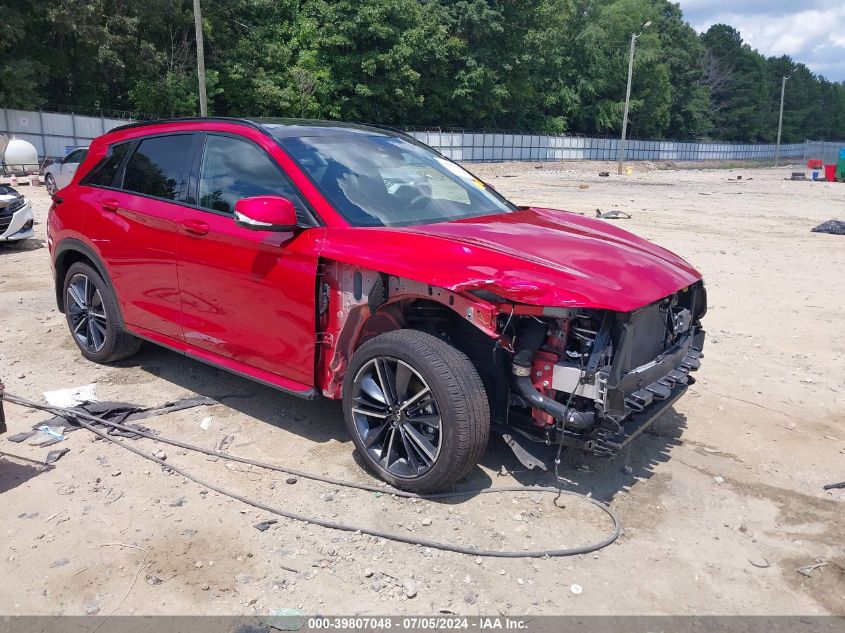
[100,198,119,213]
[180,219,210,236]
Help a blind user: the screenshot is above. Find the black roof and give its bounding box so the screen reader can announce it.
[110,116,404,139]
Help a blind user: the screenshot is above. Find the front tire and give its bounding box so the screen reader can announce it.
[63,262,141,363]
[342,329,490,493]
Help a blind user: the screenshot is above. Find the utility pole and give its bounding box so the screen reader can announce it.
[617,22,652,175]
[193,0,208,116]
[774,72,793,167]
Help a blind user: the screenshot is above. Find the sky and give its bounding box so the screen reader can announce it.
[676,1,845,82]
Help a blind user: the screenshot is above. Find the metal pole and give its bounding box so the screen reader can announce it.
[774,75,788,167]
[193,0,208,117]
[617,34,637,175]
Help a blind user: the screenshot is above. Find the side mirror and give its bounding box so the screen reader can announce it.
[234,195,298,232]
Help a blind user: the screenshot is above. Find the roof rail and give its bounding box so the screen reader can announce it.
[109,116,266,134]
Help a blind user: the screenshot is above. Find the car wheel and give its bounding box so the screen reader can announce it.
[63,262,142,363]
[342,329,490,493]
[45,174,58,195]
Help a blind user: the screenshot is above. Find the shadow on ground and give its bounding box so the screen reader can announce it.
[0,452,53,494]
[479,408,688,503]
[123,342,685,503]
[0,238,46,252]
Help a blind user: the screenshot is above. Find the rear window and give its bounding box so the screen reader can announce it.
[83,143,131,188]
[122,135,192,201]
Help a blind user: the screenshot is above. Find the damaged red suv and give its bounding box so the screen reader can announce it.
[48,118,705,492]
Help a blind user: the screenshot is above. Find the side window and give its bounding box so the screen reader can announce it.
[83,143,131,188]
[122,135,192,201]
[198,135,303,219]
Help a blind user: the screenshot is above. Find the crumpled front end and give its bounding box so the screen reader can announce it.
[505,281,706,457]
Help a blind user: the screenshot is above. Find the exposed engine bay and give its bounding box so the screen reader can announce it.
[317,260,706,469]
[501,281,706,459]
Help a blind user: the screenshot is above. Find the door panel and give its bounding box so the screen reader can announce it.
[178,220,324,385]
[86,134,195,340]
[177,133,323,386]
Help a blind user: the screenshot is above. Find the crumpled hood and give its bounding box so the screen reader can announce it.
[321,207,702,312]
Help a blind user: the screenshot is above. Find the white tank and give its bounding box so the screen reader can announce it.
[4,138,39,173]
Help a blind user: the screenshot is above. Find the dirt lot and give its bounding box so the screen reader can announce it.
[1,162,843,617]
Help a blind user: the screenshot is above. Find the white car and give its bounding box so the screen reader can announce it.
[0,186,34,243]
[44,147,88,195]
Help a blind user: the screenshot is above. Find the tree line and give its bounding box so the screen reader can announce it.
[2,0,844,143]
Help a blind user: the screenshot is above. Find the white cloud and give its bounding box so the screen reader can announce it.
[677,1,845,81]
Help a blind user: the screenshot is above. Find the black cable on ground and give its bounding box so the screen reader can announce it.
[4,392,621,558]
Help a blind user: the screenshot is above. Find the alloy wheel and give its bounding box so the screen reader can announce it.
[67,273,108,353]
[45,175,57,195]
[350,356,442,479]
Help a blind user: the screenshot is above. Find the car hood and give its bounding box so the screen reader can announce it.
[320,207,702,312]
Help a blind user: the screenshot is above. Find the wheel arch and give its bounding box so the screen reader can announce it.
[54,239,125,327]
[316,259,502,399]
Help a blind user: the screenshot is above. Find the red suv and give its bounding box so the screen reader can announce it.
[48,118,705,492]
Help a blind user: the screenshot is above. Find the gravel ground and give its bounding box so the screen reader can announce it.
[0,162,843,616]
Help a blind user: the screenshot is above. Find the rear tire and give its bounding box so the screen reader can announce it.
[342,329,490,493]
[63,262,141,363]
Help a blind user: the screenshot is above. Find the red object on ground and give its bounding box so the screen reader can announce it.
[807,159,823,169]
[824,164,837,182]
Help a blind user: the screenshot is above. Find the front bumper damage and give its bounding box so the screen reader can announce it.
[506,283,706,462]
[556,328,704,456]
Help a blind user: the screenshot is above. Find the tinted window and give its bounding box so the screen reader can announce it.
[122,135,191,200]
[83,143,130,188]
[198,135,300,216]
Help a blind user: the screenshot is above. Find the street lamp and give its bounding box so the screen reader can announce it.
[617,21,652,175]
[774,71,795,167]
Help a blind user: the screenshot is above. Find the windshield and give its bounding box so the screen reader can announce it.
[276,132,515,227]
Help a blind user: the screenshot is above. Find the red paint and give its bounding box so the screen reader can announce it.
[49,118,703,399]
[319,207,701,313]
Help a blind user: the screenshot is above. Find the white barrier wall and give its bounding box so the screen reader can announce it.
[0,108,130,158]
[410,130,806,163]
[1,108,810,162]
[804,141,845,166]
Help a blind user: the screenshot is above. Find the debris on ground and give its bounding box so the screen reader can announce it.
[34,396,215,440]
[599,172,610,177]
[713,476,725,485]
[27,426,65,447]
[403,579,418,599]
[579,184,590,190]
[811,220,845,235]
[6,430,37,443]
[570,584,583,595]
[45,448,69,464]
[595,209,632,220]
[796,559,829,577]
[253,519,278,532]
[200,416,213,431]
[823,481,845,491]
[43,384,98,407]
[790,172,806,181]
